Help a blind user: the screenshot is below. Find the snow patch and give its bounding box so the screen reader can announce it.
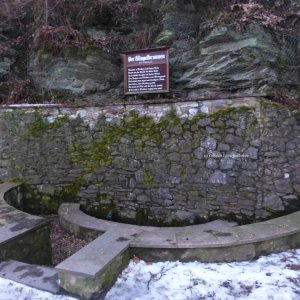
[106,249,300,300]
[0,277,76,300]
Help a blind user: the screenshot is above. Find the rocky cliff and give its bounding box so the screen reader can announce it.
[0,0,299,103]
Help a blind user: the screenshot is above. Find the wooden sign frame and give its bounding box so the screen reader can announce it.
[123,47,170,95]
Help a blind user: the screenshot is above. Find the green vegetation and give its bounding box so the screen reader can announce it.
[210,106,254,121]
[143,172,155,189]
[20,177,83,214]
[28,115,68,138]
[260,100,287,110]
[69,109,183,172]
[69,107,257,173]
[54,177,84,203]
[11,177,29,183]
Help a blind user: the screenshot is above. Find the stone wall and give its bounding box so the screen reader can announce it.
[0,183,52,265]
[0,98,299,225]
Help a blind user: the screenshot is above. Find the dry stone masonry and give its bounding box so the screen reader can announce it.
[0,98,299,226]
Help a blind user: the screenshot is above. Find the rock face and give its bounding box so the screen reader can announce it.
[0,99,299,226]
[176,25,300,97]
[28,46,121,101]
[0,0,299,102]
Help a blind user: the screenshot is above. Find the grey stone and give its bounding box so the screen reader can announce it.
[265,152,280,157]
[170,176,181,184]
[238,174,255,187]
[282,195,298,201]
[167,152,181,161]
[135,170,145,184]
[250,140,261,147]
[129,178,136,188]
[209,171,227,185]
[194,147,205,160]
[218,143,230,151]
[164,199,174,206]
[245,147,259,160]
[220,158,235,170]
[274,179,293,194]
[241,162,258,170]
[201,137,217,150]
[263,194,284,212]
[158,188,173,200]
[187,174,206,184]
[225,134,243,145]
[206,159,218,170]
[28,48,121,98]
[198,118,211,127]
[176,25,300,97]
[137,194,150,203]
[170,164,183,176]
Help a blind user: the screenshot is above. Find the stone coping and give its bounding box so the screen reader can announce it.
[58,203,300,250]
[0,182,49,247]
[56,202,300,299]
[0,95,263,110]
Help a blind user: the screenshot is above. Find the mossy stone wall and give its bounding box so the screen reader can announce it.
[0,98,299,225]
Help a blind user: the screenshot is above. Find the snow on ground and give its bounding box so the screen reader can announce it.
[0,277,76,300]
[1,249,300,300]
[106,249,300,300]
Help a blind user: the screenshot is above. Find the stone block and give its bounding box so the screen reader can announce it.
[263,193,284,212]
[201,137,217,150]
[209,171,227,185]
[274,179,293,194]
[220,158,235,170]
[245,147,259,160]
[194,147,206,160]
[225,134,243,145]
[206,158,218,170]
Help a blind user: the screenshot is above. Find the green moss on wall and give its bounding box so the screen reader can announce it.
[143,172,155,188]
[11,177,29,183]
[54,178,83,203]
[260,100,286,110]
[23,185,60,214]
[27,115,68,138]
[69,110,181,171]
[69,106,257,175]
[210,106,254,121]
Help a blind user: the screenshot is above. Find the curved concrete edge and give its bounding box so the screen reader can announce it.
[58,202,300,250]
[56,202,300,299]
[0,182,52,265]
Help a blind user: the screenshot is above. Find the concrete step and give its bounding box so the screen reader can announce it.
[0,260,67,295]
[55,230,134,277]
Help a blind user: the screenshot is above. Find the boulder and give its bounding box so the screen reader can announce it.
[28,46,121,99]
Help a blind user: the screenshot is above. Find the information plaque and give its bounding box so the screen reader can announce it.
[123,48,169,95]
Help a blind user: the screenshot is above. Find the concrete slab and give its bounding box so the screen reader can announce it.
[56,230,134,277]
[131,230,177,248]
[0,260,62,295]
